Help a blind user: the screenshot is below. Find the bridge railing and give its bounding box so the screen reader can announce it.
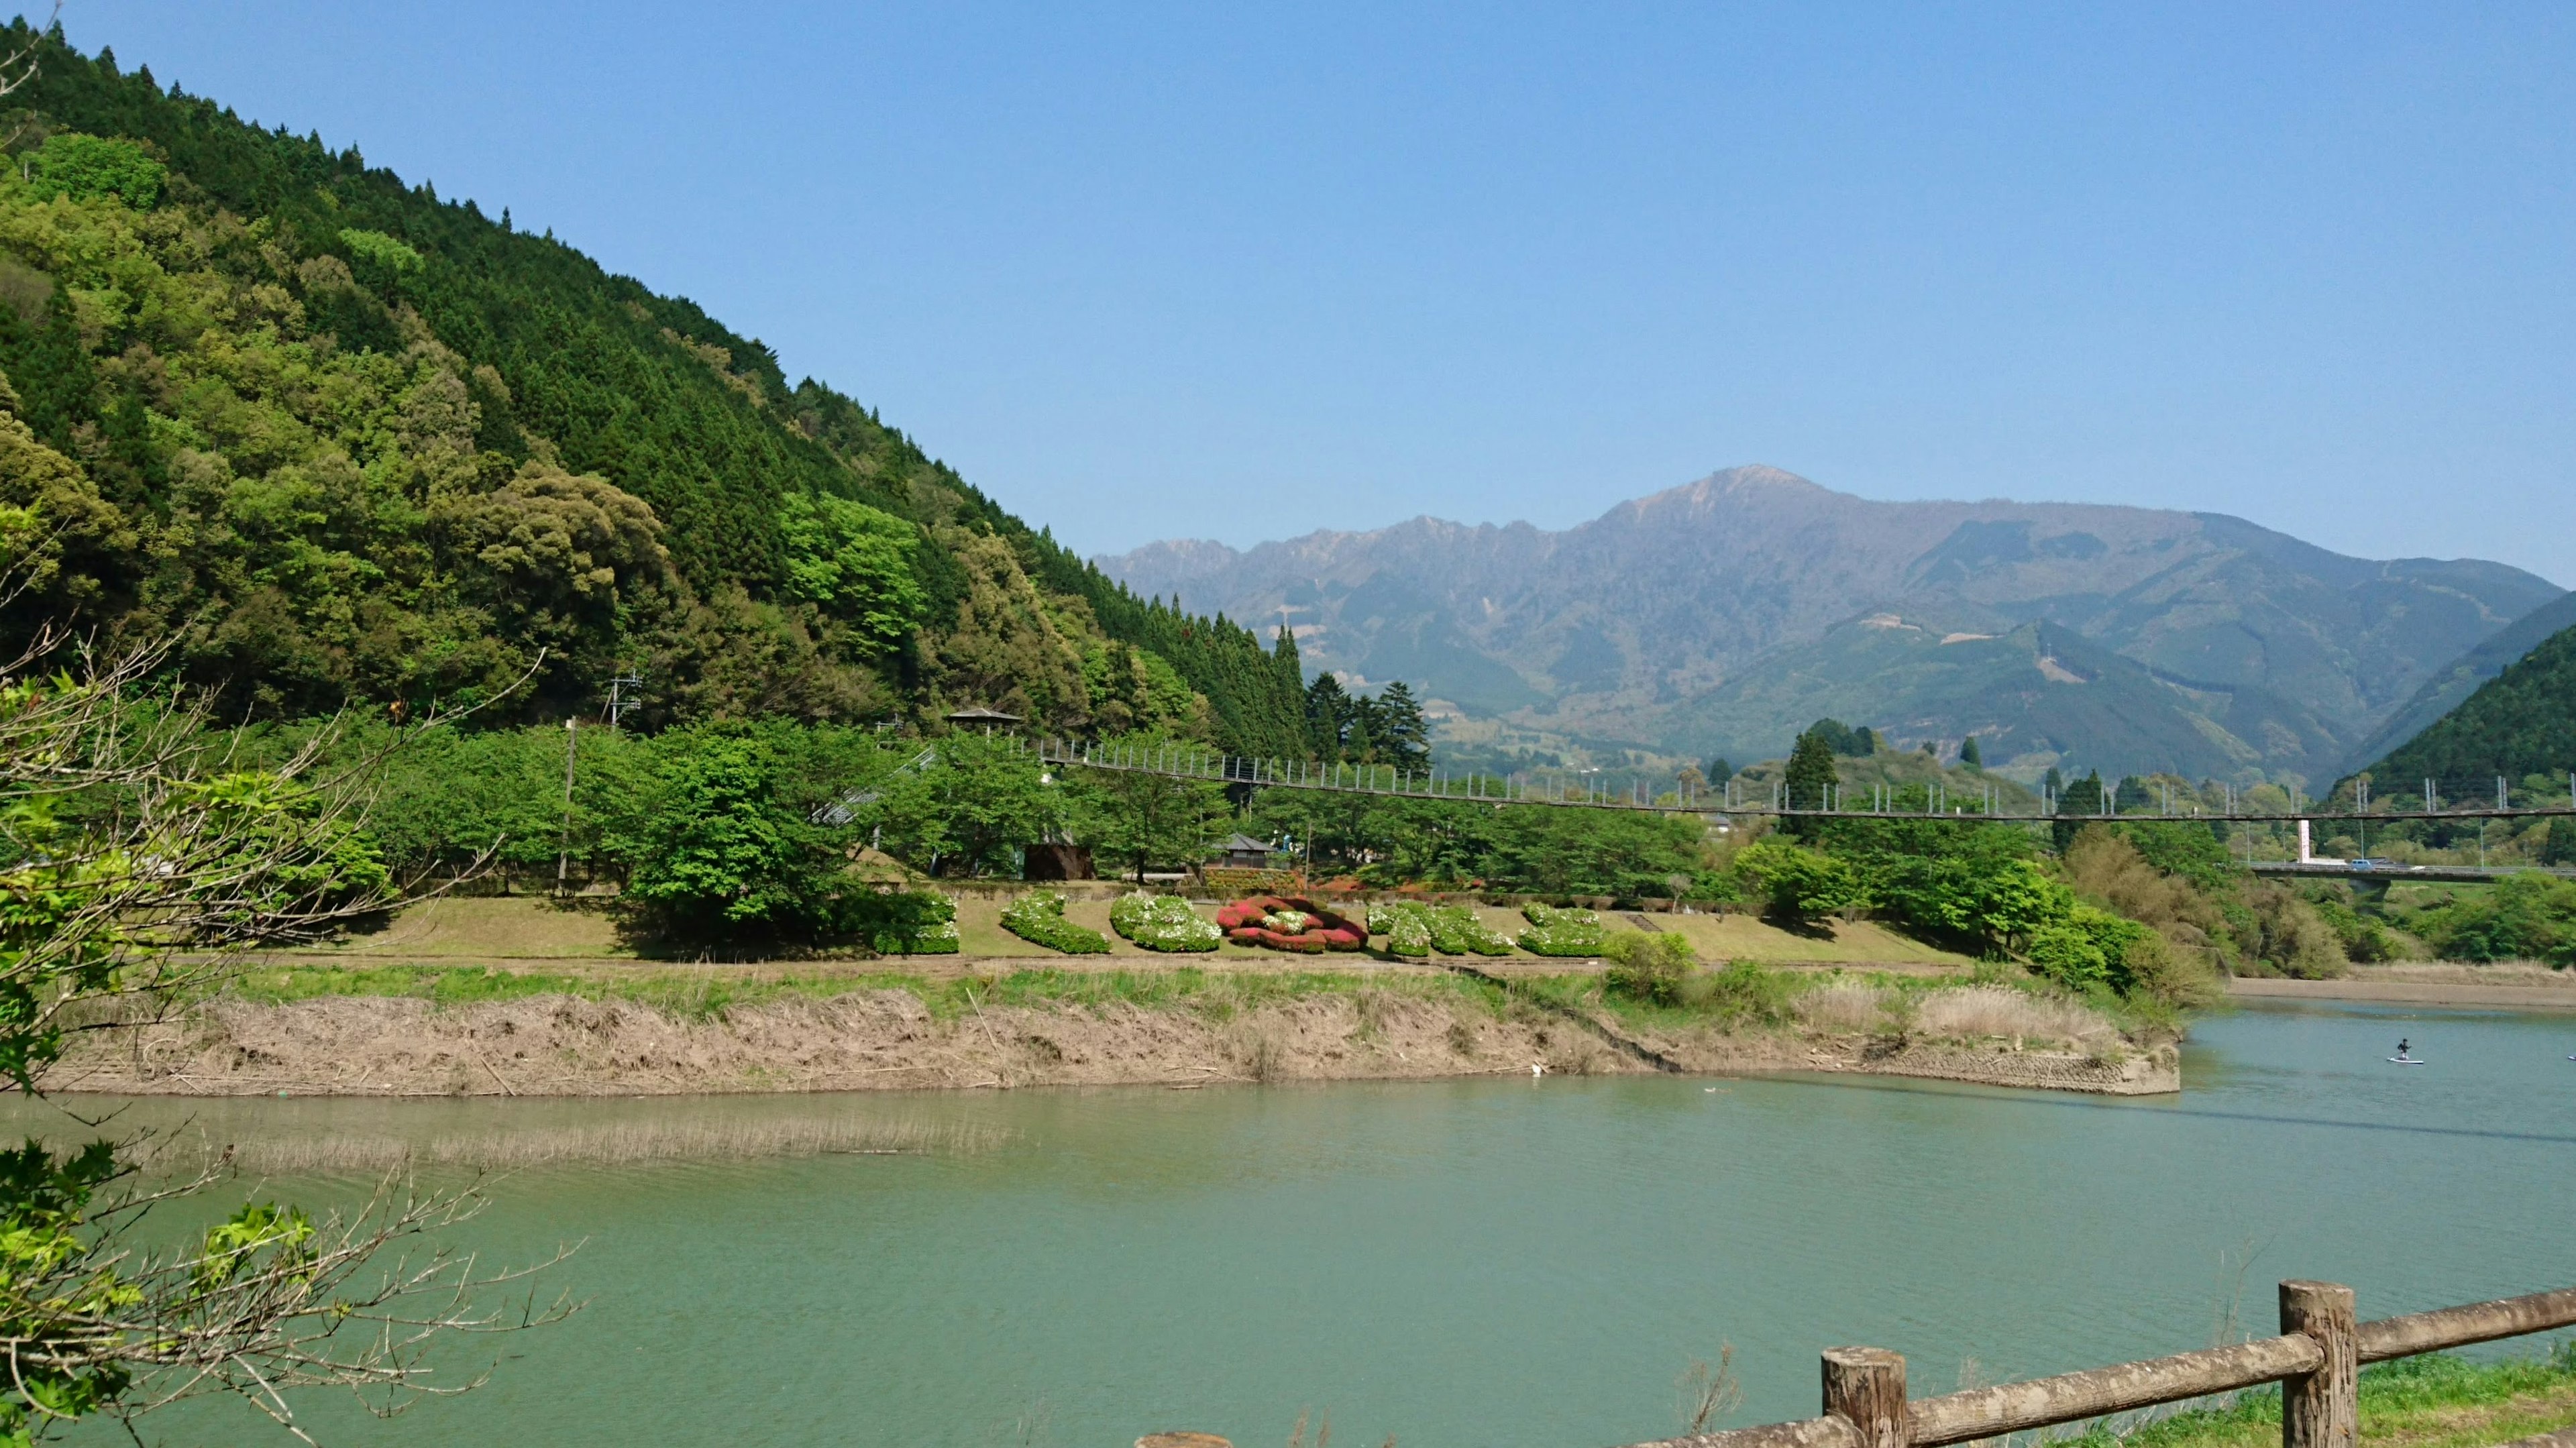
[1034,737,2576,826]
[1615,1281,2576,1448]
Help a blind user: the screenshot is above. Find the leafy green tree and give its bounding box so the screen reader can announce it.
[23,132,162,207]
[1960,734,1982,769]
[2424,872,2576,964]
[1731,840,1863,923]
[874,731,1064,878]
[777,491,930,653]
[612,726,860,941]
[1072,731,1230,882]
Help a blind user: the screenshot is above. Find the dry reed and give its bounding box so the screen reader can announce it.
[123,1114,1010,1176]
[1794,980,1890,1033]
[1910,985,2113,1046]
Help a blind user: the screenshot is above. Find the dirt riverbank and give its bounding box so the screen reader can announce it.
[2229,962,2576,1011]
[42,988,2176,1097]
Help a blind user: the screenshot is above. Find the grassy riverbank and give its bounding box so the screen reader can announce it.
[2064,1350,2576,1448]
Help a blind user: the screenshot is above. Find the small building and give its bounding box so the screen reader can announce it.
[1216,834,1277,868]
[945,706,1022,734]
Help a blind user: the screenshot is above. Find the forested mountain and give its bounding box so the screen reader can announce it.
[0,28,1311,753]
[1103,465,2563,783]
[2355,618,2576,793]
[2335,590,2576,778]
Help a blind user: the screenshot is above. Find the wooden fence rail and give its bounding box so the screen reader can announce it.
[1619,1282,2576,1448]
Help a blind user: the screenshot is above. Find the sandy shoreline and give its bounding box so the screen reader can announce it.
[2229,977,2576,1011]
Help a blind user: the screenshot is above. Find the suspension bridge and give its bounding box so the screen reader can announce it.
[1032,738,2576,827]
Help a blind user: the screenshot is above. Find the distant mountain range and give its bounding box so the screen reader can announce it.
[1098,467,2567,785]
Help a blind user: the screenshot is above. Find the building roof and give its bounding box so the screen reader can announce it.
[1219,834,1274,854]
[945,706,1022,724]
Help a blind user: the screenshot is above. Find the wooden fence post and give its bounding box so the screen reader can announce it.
[2281,1280,2357,1448]
[1823,1347,1909,1448]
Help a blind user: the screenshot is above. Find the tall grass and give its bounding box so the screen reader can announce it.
[123,1115,1014,1176]
[221,962,1506,1025]
[2052,1348,2576,1448]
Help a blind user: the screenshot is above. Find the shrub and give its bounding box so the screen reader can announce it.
[851,889,959,955]
[2424,873,2576,964]
[1731,840,1862,923]
[1384,911,1432,958]
[1110,893,1220,952]
[1371,901,1513,956]
[2297,883,2402,964]
[1602,930,1696,1005]
[1519,902,1609,956]
[999,892,1111,954]
[2025,905,2151,992]
[2239,882,2351,978]
[1676,960,1800,1027]
[1215,896,1364,952]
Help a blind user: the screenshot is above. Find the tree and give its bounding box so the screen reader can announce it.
[1303,673,1351,758]
[0,648,568,1441]
[612,726,861,942]
[1960,734,1983,769]
[1731,840,1863,923]
[1072,732,1229,883]
[874,731,1063,877]
[1783,726,1840,838]
[1705,757,1733,788]
[2053,770,2108,852]
[775,490,930,654]
[1368,681,1431,772]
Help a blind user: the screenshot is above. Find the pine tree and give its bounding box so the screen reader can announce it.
[1960,734,1983,769]
[1373,681,1430,772]
[2053,770,2108,852]
[1304,673,1350,759]
[1784,726,1840,840]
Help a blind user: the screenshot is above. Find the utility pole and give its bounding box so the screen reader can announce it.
[556,718,579,895]
[604,673,643,728]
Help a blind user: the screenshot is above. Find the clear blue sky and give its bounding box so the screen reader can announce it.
[64,3,2576,583]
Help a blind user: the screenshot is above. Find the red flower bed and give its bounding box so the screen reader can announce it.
[1216,895,1366,952]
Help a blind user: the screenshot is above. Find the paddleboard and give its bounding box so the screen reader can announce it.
[2388,1057,2426,1065]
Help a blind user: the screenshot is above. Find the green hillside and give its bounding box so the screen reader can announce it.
[2356,619,2576,792]
[1664,614,2345,785]
[0,27,1309,750]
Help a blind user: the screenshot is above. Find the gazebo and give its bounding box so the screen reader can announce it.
[944,706,1021,735]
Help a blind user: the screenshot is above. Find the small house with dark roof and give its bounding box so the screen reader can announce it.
[1216,834,1277,868]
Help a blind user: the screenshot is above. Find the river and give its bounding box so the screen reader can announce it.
[34,999,2576,1447]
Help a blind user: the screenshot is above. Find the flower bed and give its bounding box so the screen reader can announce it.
[1366,901,1513,956]
[1518,902,1610,957]
[853,889,960,955]
[1215,895,1366,953]
[1110,893,1221,952]
[1000,891,1112,954]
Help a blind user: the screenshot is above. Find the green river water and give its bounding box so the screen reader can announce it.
[27,998,2576,1447]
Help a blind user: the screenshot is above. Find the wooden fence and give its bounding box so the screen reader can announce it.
[1617,1282,2576,1448]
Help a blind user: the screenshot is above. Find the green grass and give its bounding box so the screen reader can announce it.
[2053,1349,2576,1448]
[222,962,1508,1025]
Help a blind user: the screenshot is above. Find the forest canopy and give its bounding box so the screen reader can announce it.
[0,26,1330,753]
